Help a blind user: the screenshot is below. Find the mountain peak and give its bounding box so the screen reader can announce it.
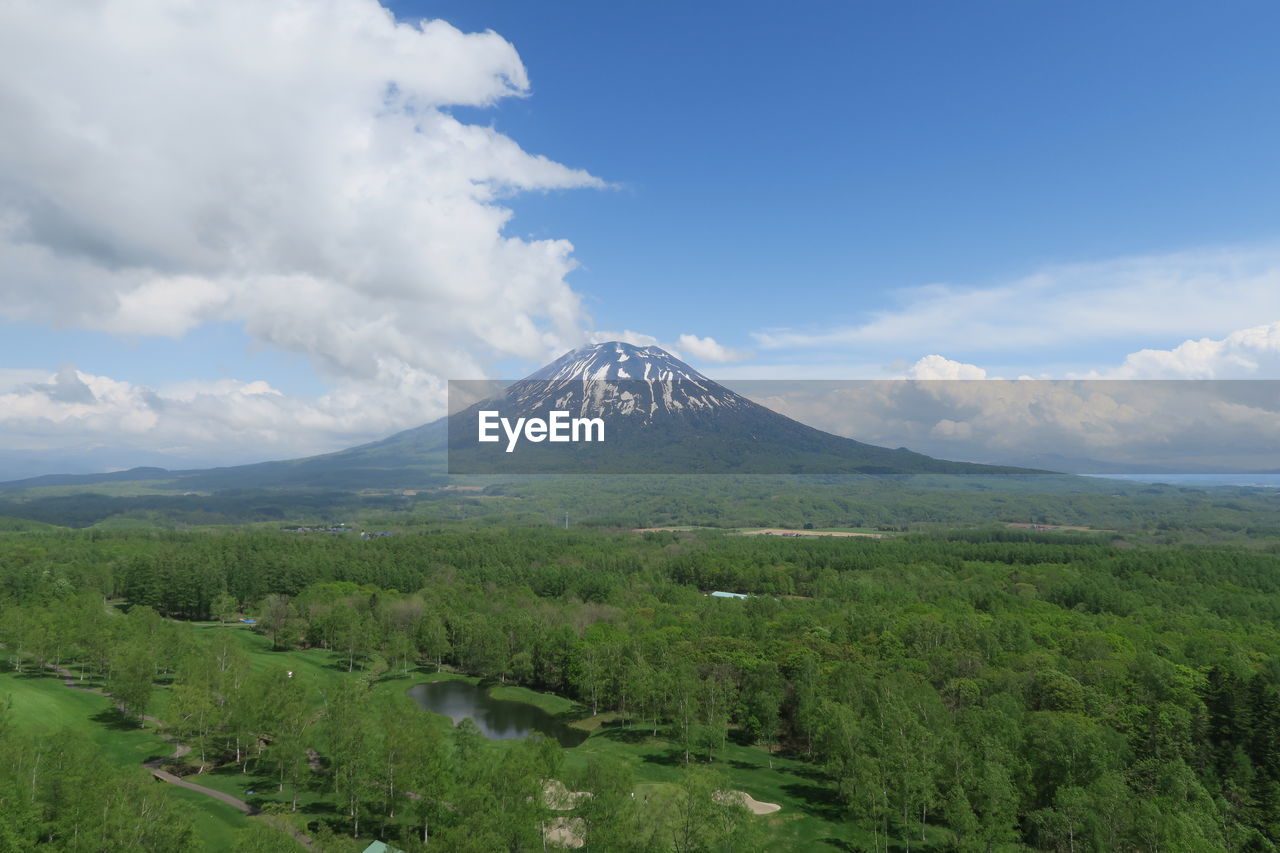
[506,340,743,425]
[527,341,704,384]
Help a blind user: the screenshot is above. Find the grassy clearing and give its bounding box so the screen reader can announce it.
[11,622,933,850]
[4,480,192,500]
[489,682,581,718]
[564,724,888,851]
[2,671,169,768]
[199,626,882,850]
[162,784,250,851]
[0,671,249,851]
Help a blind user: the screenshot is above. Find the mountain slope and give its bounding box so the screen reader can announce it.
[446,342,1045,475]
[1,342,1050,491]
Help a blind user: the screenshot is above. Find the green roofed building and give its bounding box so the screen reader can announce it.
[361,842,403,853]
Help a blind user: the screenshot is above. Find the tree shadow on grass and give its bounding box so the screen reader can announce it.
[220,767,274,784]
[639,747,687,768]
[244,792,338,818]
[12,669,59,680]
[780,782,845,822]
[594,724,650,744]
[784,762,831,783]
[593,721,664,742]
[90,707,143,732]
[321,658,362,674]
[376,670,413,684]
[819,838,859,852]
[556,707,594,726]
[300,800,340,817]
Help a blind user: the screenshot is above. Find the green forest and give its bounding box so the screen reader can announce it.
[6,473,1280,540]
[3,518,1280,851]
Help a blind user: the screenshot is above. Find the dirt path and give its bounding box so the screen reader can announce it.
[144,756,258,814]
[736,528,887,538]
[45,664,323,845]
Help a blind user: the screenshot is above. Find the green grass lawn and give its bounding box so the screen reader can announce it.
[163,783,252,851]
[14,623,952,851]
[2,671,170,768]
[196,626,889,850]
[563,723,897,851]
[0,670,249,851]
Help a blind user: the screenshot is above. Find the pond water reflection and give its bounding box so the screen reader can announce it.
[406,680,588,748]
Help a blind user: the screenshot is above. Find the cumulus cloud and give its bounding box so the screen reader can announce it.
[0,369,48,393]
[727,376,1280,473]
[0,0,603,393]
[726,328,1280,471]
[898,321,1280,381]
[0,365,446,462]
[905,355,988,380]
[752,245,1280,355]
[675,334,750,364]
[1098,321,1280,379]
[587,329,663,349]
[580,331,750,365]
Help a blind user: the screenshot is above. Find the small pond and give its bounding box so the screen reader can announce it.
[407,680,588,748]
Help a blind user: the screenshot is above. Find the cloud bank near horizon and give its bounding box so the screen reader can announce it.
[3,0,1280,470]
[751,246,1280,361]
[0,0,604,424]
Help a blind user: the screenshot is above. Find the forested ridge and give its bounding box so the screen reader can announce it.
[4,526,1280,850]
[5,473,1280,539]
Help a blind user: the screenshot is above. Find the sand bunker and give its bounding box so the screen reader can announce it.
[544,816,585,848]
[715,789,781,815]
[543,779,592,810]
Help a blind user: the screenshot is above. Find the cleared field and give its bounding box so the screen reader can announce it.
[735,527,888,538]
[1004,521,1113,532]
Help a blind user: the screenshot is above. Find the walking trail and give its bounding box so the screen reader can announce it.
[48,665,317,846]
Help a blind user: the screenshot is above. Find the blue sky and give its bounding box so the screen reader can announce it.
[2,0,1280,472]
[395,0,1280,369]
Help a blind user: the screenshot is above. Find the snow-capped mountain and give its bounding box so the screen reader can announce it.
[504,342,752,424]
[2,342,1048,489]
[446,342,1041,475]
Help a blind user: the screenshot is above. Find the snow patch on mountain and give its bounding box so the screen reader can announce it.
[509,342,750,424]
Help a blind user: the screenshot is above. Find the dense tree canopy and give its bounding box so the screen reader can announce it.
[4,523,1280,849]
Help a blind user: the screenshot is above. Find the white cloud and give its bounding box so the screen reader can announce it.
[0,0,603,393]
[580,331,750,366]
[676,334,750,364]
[898,321,1280,381]
[0,365,445,462]
[734,376,1280,472]
[1098,321,1280,379]
[587,329,663,349]
[752,245,1280,355]
[0,369,49,394]
[905,355,988,380]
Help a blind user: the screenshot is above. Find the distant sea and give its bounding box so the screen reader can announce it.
[1086,473,1280,488]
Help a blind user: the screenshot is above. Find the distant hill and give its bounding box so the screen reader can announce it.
[447,342,1048,475]
[0,342,1050,492]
